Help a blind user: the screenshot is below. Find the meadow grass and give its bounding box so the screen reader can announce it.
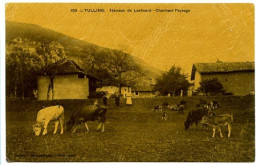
[6,96,254,162]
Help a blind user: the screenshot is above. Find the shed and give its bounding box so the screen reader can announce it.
[37,60,98,100]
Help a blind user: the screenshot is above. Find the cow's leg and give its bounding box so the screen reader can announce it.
[101,123,105,132]
[53,121,59,134]
[59,117,64,134]
[84,122,90,133]
[42,121,50,135]
[218,127,223,138]
[96,123,102,131]
[228,124,231,138]
[71,124,78,134]
[212,127,216,138]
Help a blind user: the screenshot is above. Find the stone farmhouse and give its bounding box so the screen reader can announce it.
[190,61,254,96]
[37,60,98,100]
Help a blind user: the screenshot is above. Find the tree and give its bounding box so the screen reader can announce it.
[6,37,39,99]
[35,41,67,100]
[154,66,190,96]
[105,49,144,95]
[198,78,224,95]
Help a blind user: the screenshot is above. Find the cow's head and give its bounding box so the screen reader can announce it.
[200,116,209,125]
[65,120,74,132]
[97,107,108,123]
[33,123,42,136]
[184,121,190,130]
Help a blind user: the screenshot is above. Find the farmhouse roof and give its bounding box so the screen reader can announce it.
[39,60,98,79]
[132,86,154,92]
[191,61,254,80]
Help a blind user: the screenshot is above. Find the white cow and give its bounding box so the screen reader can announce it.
[33,105,64,136]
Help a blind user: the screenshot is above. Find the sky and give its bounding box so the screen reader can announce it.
[5,3,254,75]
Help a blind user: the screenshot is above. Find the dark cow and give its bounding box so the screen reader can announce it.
[66,105,108,133]
[210,101,221,109]
[153,105,163,112]
[180,100,187,106]
[162,102,169,108]
[184,108,208,130]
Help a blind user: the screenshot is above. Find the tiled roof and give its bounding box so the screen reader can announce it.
[191,61,254,80]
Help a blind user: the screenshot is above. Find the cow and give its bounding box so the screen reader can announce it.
[184,108,208,130]
[200,113,233,138]
[66,104,108,133]
[153,105,163,112]
[33,105,64,136]
[210,101,221,109]
[180,100,187,106]
[162,102,169,108]
[177,104,185,114]
[162,112,168,121]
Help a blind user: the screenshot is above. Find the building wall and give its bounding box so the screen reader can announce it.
[96,86,132,98]
[132,91,156,98]
[194,71,201,90]
[194,71,254,96]
[38,74,89,100]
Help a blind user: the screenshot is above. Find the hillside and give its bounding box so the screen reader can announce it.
[6,21,162,83]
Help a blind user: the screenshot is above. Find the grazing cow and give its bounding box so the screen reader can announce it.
[33,105,64,136]
[66,104,108,133]
[162,112,168,121]
[200,114,233,138]
[210,101,221,109]
[180,100,187,106]
[162,102,169,108]
[153,105,163,112]
[177,104,185,114]
[168,104,178,111]
[184,108,208,130]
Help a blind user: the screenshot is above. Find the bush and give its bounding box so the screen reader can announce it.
[198,78,224,95]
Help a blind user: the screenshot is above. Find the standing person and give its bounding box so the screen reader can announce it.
[126,93,132,106]
[115,93,120,106]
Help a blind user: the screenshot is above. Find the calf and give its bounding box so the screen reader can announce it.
[33,105,64,136]
[200,114,233,138]
[161,112,168,121]
[184,108,208,130]
[66,104,108,133]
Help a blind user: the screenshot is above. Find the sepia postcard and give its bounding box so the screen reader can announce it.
[5,3,254,162]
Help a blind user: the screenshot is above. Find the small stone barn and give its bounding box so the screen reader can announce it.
[132,86,155,98]
[37,60,98,100]
[190,61,255,96]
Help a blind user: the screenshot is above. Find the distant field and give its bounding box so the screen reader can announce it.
[6,96,255,162]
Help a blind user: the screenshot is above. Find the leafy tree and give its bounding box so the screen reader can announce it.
[154,66,190,96]
[35,41,67,100]
[198,78,224,95]
[105,49,145,95]
[6,38,39,99]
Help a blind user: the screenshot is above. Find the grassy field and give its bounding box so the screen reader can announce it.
[6,96,255,162]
